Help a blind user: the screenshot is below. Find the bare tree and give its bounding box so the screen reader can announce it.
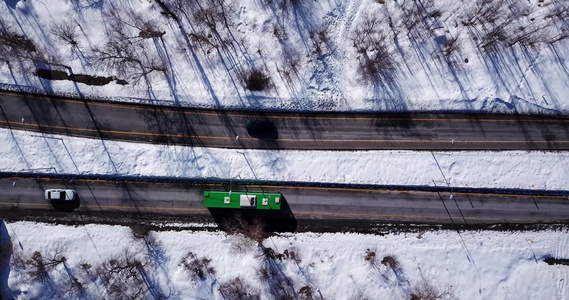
[89,4,167,86]
[25,250,66,282]
[351,9,396,82]
[0,22,36,63]
[95,250,148,300]
[50,19,80,48]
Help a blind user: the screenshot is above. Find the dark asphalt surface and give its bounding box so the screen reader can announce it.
[1,178,567,228]
[1,91,569,150]
[2,91,569,228]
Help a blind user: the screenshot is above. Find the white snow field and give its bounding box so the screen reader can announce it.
[0,0,568,113]
[2,0,569,299]
[1,221,568,299]
[2,128,569,191]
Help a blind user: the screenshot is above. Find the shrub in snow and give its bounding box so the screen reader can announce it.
[381,255,401,270]
[222,215,268,243]
[219,277,259,300]
[245,70,271,91]
[257,247,296,299]
[364,249,377,265]
[409,280,454,300]
[129,223,151,239]
[299,286,314,300]
[179,251,215,280]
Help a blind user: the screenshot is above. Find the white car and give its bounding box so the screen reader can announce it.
[45,189,76,201]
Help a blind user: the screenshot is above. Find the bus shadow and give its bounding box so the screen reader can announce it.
[207,195,296,232]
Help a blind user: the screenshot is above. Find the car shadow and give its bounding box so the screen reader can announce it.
[246,120,279,140]
[50,196,81,212]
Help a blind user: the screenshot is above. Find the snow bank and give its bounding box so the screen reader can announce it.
[1,128,568,190]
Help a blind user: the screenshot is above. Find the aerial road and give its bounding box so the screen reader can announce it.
[1,177,568,228]
[1,90,569,150]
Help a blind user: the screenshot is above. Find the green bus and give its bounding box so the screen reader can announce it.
[203,191,282,210]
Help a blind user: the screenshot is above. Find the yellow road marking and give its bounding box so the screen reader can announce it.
[0,202,207,212]
[0,202,534,222]
[2,119,569,144]
[5,176,568,200]
[291,210,528,221]
[3,91,569,123]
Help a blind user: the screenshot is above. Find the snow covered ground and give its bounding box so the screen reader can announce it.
[2,128,569,190]
[2,1,569,299]
[1,221,568,299]
[0,0,568,113]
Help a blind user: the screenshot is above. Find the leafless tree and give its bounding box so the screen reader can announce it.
[461,0,505,27]
[50,19,80,48]
[299,286,314,300]
[0,21,36,63]
[219,277,259,300]
[309,23,332,56]
[351,9,396,82]
[95,250,148,300]
[89,4,167,86]
[25,250,66,282]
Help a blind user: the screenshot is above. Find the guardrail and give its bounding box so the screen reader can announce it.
[1,172,568,198]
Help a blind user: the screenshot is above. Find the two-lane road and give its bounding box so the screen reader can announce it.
[1,177,568,225]
[1,91,569,149]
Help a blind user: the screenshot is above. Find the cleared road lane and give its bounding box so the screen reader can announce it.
[2,91,569,150]
[1,177,568,226]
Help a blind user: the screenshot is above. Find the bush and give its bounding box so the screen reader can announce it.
[410,280,454,300]
[245,70,271,91]
[381,255,400,269]
[180,252,215,280]
[223,215,268,243]
[219,277,258,300]
[129,224,150,239]
[299,286,314,300]
[364,250,377,265]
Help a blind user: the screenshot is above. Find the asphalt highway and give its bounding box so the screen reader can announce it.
[1,177,568,226]
[1,91,569,150]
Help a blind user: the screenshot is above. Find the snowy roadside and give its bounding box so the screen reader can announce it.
[1,0,568,114]
[2,221,568,299]
[2,128,569,191]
